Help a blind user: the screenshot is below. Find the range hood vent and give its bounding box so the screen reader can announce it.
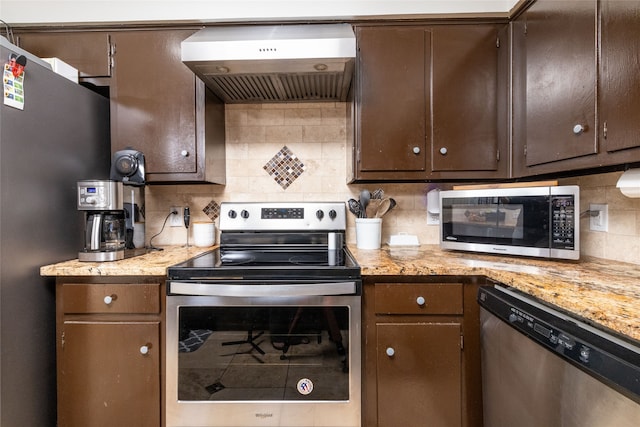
[182,24,356,103]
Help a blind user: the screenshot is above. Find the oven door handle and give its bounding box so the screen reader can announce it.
[168,281,357,297]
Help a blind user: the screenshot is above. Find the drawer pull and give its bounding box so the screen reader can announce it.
[103,295,116,305]
[140,345,150,355]
[416,296,426,306]
[386,347,395,357]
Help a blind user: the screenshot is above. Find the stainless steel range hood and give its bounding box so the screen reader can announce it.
[181,24,356,103]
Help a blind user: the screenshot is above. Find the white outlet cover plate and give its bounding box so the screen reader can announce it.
[170,207,182,227]
[589,203,608,232]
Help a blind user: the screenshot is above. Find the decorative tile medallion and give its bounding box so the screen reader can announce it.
[263,146,306,190]
[203,200,220,221]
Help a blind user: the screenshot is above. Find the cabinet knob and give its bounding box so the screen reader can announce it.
[386,347,395,357]
[439,147,448,155]
[103,295,115,305]
[412,146,421,154]
[416,296,426,306]
[140,345,150,355]
[180,150,189,157]
[573,124,586,135]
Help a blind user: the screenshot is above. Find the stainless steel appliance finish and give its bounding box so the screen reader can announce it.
[181,24,356,103]
[166,202,361,427]
[77,180,126,262]
[440,185,579,260]
[478,285,640,427]
[0,36,110,426]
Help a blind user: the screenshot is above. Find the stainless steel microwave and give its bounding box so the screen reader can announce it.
[439,185,579,260]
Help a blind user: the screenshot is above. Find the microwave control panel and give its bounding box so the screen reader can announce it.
[550,195,576,249]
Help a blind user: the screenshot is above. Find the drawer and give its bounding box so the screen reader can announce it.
[61,283,161,314]
[374,283,463,315]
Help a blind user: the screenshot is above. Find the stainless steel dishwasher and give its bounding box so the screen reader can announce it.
[478,284,640,427]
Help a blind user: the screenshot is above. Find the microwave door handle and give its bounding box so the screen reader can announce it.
[169,281,357,297]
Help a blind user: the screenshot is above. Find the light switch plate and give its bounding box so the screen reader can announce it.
[589,203,608,232]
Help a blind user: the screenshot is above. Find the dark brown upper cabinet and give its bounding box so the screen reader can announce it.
[17,31,113,80]
[430,24,509,179]
[600,0,640,155]
[352,25,431,181]
[110,30,225,184]
[350,23,508,182]
[513,0,640,177]
[513,0,598,173]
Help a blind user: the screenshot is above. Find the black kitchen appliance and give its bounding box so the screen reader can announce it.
[1,35,111,425]
[110,149,145,185]
[166,201,362,427]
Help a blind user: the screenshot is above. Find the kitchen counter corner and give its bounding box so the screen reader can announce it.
[350,244,640,342]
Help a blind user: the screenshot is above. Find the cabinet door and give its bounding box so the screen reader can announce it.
[520,0,598,167]
[376,322,462,427]
[600,0,640,153]
[58,321,160,427]
[431,24,506,176]
[16,31,112,78]
[355,26,431,180]
[110,30,199,178]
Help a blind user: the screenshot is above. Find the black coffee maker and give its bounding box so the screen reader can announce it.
[77,180,126,262]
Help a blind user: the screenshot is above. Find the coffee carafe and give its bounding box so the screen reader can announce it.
[78,180,126,262]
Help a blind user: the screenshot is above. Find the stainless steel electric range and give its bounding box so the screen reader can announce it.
[166,202,362,427]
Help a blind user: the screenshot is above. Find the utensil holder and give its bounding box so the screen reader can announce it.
[355,218,382,249]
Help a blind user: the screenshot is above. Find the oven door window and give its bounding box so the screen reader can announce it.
[177,305,350,401]
[442,195,551,248]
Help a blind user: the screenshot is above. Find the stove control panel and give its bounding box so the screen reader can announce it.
[220,202,347,231]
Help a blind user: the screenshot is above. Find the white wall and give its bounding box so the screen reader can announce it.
[0,0,518,25]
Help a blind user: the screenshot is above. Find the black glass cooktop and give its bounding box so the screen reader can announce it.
[168,246,361,282]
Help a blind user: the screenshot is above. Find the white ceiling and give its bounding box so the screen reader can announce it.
[1,0,522,25]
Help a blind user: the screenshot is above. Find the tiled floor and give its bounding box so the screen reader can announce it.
[178,330,350,401]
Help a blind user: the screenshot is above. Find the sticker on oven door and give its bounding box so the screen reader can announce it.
[296,378,314,395]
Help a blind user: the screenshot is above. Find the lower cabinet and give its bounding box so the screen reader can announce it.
[363,278,483,427]
[56,277,164,427]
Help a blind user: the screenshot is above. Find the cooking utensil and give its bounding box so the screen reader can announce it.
[348,198,362,217]
[387,198,397,215]
[375,198,392,218]
[359,190,370,218]
[371,188,384,200]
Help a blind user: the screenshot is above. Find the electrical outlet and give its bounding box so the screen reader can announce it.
[169,206,182,227]
[589,203,608,232]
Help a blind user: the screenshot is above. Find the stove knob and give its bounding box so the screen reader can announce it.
[316,210,324,220]
[329,209,337,220]
[240,210,250,219]
[228,210,237,219]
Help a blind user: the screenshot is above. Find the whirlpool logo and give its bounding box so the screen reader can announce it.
[255,413,274,419]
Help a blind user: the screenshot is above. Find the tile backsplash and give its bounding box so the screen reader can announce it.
[144,102,640,265]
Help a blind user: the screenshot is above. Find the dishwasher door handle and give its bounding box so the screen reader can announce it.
[169,281,357,297]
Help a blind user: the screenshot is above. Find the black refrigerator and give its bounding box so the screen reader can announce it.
[0,37,110,426]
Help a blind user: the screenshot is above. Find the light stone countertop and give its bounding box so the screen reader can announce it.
[351,244,640,343]
[41,243,640,343]
[40,246,214,277]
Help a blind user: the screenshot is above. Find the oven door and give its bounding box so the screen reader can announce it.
[166,281,361,427]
